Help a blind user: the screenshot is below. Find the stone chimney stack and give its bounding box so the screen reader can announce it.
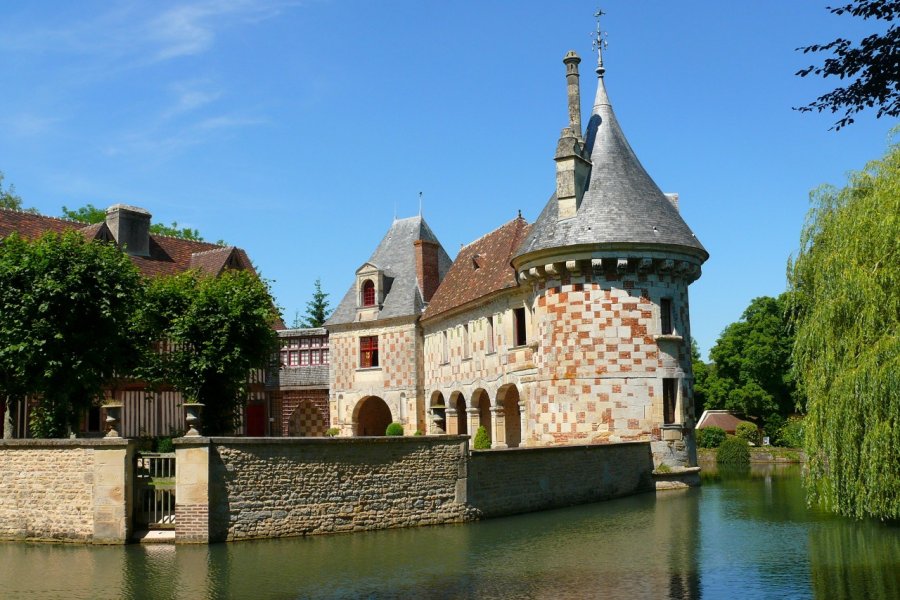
[105,204,151,257]
[413,239,440,303]
[556,52,592,220]
[563,50,583,139]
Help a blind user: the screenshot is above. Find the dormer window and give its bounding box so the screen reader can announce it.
[362,280,375,307]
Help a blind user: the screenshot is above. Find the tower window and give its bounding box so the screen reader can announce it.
[663,378,678,424]
[360,336,379,368]
[513,307,527,347]
[362,280,375,307]
[660,298,673,335]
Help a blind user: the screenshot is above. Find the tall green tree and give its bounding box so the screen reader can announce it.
[796,0,900,129]
[297,278,331,328]
[61,203,204,241]
[703,294,798,422]
[137,270,279,435]
[0,232,143,437]
[0,171,37,213]
[690,339,710,419]
[788,139,900,520]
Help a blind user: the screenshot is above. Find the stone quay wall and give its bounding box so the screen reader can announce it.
[468,441,655,517]
[176,436,471,543]
[0,439,135,544]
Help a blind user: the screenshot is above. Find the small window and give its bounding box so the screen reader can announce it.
[289,350,299,367]
[280,350,288,366]
[360,336,379,368]
[661,298,673,335]
[663,378,678,424]
[463,324,470,359]
[311,350,321,365]
[321,349,329,365]
[442,330,449,364]
[486,316,495,353]
[513,307,527,347]
[362,280,375,307]
[300,350,310,366]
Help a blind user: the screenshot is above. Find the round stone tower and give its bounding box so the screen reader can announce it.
[512,48,708,468]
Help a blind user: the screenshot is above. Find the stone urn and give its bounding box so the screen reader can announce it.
[183,403,205,437]
[104,403,123,438]
[429,406,446,435]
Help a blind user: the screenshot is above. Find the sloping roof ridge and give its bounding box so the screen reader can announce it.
[461,215,528,251]
[190,244,235,256]
[0,207,92,228]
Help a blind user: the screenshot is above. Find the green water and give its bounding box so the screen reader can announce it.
[1,465,898,599]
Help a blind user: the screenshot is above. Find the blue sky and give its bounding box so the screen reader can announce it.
[1,1,895,359]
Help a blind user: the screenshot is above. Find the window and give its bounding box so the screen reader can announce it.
[661,298,673,335]
[663,378,678,424]
[442,330,449,364]
[513,307,527,347]
[462,324,470,359]
[486,316,495,353]
[360,335,379,368]
[321,348,329,364]
[300,350,310,366]
[311,350,321,365]
[289,350,299,367]
[362,280,375,307]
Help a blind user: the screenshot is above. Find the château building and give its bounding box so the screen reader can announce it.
[326,42,708,467]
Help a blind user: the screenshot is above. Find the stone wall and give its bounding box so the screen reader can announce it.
[467,441,655,517]
[0,439,135,543]
[176,436,470,543]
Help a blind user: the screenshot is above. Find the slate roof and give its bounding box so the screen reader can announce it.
[0,208,255,279]
[422,216,531,322]
[516,71,707,261]
[326,216,452,326]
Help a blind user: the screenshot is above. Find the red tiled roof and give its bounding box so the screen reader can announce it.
[422,216,531,322]
[697,411,746,434]
[0,208,240,278]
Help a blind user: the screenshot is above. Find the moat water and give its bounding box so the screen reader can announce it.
[2,465,899,599]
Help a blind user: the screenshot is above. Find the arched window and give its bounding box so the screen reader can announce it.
[362,280,375,307]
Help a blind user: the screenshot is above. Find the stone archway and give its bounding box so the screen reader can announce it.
[450,392,467,435]
[355,396,393,436]
[287,401,329,437]
[472,389,491,443]
[430,391,446,434]
[498,384,521,448]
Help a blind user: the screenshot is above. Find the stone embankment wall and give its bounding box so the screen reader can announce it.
[0,439,134,543]
[468,442,655,517]
[176,436,471,543]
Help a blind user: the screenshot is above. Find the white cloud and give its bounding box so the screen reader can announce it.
[3,113,61,137]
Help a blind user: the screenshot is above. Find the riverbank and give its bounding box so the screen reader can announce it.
[698,446,805,464]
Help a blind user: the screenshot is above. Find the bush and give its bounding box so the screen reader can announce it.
[156,437,175,453]
[385,422,404,436]
[413,430,424,436]
[717,436,750,465]
[473,426,491,449]
[776,416,805,448]
[696,426,726,448]
[735,421,761,446]
[325,427,340,438]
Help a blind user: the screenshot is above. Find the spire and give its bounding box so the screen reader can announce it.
[593,9,607,77]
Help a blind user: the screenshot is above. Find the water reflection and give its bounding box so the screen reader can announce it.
[2,469,899,599]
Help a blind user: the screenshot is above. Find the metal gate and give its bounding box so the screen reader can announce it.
[134,452,176,529]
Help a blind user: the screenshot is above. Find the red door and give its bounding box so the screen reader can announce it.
[246,403,266,437]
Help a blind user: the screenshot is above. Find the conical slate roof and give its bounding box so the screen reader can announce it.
[516,64,707,261]
[326,216,452,326]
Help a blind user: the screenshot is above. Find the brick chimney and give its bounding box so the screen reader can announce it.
[105,204,151,257]
[556,52,591,220]
[414,239,440,303]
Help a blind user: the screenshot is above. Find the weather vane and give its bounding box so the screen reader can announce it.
[592,8,608,76]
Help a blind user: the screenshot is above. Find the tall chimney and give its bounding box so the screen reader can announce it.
[563,50,583,138]
[556,51,591,220]
[413,239,440,303]
[106,204,151,257]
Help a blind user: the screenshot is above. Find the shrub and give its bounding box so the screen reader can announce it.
[473,426,491,449]
[385,422,404,436]
[717,436,750,465]
[156,437,175,453]
[735,421,761,446]
[325,427,340,438]
[413,430,424,436]
[776,416,805,448]
[696,426,726,448]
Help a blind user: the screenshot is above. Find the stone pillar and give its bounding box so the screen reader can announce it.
[92,439,135,544]
[174,437,211,543]
[490,407,507,449]
[519,400,529,447]
[445,408,459,435]
[466,408,480,438]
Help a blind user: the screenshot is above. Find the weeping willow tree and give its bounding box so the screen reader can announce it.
[788,137,900,520]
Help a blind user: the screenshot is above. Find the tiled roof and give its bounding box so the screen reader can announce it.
[696,410,746,434]
[0,208,244,278]
[516,72,707,262]
[422,216,531,322]
[326,216,452,326]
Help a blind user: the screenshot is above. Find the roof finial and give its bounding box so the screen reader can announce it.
[418,191,423,217]
[592,8,608,77]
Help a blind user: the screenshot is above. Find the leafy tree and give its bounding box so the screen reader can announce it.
[137,270,279,435]
[703,294,798,421]
[796,0,900,129]
[0,232,143,437]
[0,171,37,214]
[690,339,710,418]
[788,139,900,519]
[62,203,204,241]
[297,278,331,328]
